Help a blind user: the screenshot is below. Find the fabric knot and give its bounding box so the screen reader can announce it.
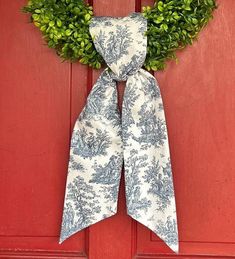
[89,13,147,81]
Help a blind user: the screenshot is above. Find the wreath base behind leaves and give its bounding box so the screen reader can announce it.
[22,0,217,71]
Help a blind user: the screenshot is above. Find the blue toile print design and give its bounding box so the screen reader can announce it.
[59,12,179,253]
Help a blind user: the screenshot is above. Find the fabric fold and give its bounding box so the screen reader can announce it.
[59,12,179,253]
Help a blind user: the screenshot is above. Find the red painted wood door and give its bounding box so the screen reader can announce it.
[1,0,235,258]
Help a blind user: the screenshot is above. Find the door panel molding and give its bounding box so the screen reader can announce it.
[0,250,87,259]
[135,255,235,259]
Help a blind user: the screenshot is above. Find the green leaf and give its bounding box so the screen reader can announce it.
[85,13,91,21]
[56,19,62,27]
[74,7,80,14]
[49,21,55,27]
[95,62,101,69]
[65,29,72,36]
[40,25,46,32]
[80,57,88,64]
[158,5,164,12]
[85,43,92,50]
[32,14,39,21]
[192,18,198,24]
[155,16,164,24]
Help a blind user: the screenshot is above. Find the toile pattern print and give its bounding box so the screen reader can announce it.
[71,128,112,159]
[59,13,179,253]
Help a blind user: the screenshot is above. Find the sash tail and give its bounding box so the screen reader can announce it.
[123,69,179,253]
[59,70,123,243]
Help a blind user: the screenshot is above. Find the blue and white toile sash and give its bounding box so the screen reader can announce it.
[59,13,179,253]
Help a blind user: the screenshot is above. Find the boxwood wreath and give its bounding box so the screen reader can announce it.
[22,0,217,71]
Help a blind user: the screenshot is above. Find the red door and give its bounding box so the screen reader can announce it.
[1,0,235,258]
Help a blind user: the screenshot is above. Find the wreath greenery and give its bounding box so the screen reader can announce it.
[22,0,217,71]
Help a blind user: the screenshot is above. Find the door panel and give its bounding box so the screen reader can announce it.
[0,0,86,256]
[88,1,135,259]
[136,0,235,257]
